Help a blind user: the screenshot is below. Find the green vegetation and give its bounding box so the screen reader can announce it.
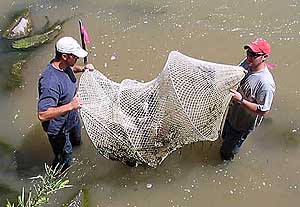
[5,60,26,90]
[0,7,67,92]
[6,164,72,207]
[66,188,89,207]
[11,21,64,50]
[81,189,89,207]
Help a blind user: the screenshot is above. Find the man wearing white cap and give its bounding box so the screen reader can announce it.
[37,36,94,171]
[220,38,276,161]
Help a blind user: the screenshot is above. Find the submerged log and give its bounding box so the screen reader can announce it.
[11,21,64,50]
[2,8,32,40]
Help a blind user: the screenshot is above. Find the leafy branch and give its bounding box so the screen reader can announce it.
[6,164,72,207]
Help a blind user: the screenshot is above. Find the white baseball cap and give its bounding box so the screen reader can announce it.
[56,36,88,58]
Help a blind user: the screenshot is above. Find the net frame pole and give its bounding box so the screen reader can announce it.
[79,19,88,64]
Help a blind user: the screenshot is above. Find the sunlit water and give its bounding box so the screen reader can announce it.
[0,0,299,206]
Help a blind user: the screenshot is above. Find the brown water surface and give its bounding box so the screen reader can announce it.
[0,0,299,206]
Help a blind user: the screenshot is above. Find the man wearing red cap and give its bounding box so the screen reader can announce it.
[220,38,276,161]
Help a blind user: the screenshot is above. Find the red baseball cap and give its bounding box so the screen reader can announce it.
[244,38,271,55]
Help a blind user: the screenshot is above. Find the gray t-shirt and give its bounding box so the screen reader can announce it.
[226,61,276,132]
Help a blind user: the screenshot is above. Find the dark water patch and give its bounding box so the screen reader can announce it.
[80,139,223,190]
[15,124,52,177]
[0,38,13,53]
[282,130,300,149]
[261,117,273,125]
[0,136,16,173]
[0,183,18,206]
[66,138,224,191]
[0,136,15,153]
[179,139,223,164]
[66,140,229,206]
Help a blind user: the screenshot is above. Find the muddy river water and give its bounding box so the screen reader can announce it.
[0,0,299,206]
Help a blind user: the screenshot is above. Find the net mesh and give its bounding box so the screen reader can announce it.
[78,51,245,167]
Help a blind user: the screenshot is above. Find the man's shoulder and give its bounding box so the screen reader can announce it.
[261,68,275,86]
[254,69,276,93]
[251,67,275,82]
[41,64,53,75]
[39,64,60,84]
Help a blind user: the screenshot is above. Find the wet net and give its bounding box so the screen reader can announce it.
[78,51,244,167]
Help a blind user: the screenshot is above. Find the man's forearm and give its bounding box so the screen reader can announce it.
[72,65,84,73]
[73,64,95,73]
[240,99,267,116]
[38,103,73,122]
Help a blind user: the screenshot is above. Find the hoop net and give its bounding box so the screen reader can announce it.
[78,51,244,167]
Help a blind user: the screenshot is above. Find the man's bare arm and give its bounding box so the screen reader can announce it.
[230,89,268,116]
[38,96,82,122]
[72,64,95,73]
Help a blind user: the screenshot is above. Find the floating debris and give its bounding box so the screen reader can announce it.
[110,55,116,60]
[146,183,153,189]
[2,8,32,39]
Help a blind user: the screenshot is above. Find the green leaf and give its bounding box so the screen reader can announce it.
[5,163,72,207]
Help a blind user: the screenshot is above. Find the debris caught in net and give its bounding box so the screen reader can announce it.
[78,51,244,167]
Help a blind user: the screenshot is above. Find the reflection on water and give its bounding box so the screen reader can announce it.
[0,0,300,206]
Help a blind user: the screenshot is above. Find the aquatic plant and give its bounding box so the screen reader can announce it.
[11,22,63,50]
[6,164,72,207]
[5,60,26,90]
[11,19,67,50]
[66,188,89,207]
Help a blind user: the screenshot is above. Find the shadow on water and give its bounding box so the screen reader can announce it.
[0,183,18,206]
[0,37,12,53]
[56,138,227,206]
[15,124,52,177]
[0,137,19,206]
[282,130,300,149]
[0,135,16,172]
[80,138,224,188]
